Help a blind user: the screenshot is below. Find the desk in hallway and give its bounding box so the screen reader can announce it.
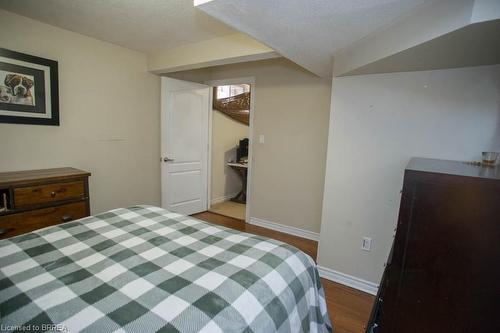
[227,162,248,204]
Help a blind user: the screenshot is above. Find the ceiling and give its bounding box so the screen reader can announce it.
[344,19,500,76]
[196,0,435,76]
[0,0,237,53]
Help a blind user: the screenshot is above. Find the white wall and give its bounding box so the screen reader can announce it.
[0,10,161,214]
[211,110,248,203]
[318,64,500,284]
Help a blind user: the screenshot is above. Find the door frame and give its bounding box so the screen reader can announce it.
[205,76,255,223]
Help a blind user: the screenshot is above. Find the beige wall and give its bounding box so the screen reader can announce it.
[0,10,161,214]
[212,60,331,233]
[169,58,332,233]
[318,65,500,284]
[210,110,248,203]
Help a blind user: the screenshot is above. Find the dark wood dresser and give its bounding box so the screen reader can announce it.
[0,168,91,239]
[367,158,500,333]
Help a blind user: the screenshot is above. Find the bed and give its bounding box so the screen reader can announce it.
[0,206,332,332]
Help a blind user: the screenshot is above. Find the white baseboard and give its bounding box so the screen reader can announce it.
[318,265,379,295]
[247,217,377,295]
[210,193,238,205]
[248,217,320,241]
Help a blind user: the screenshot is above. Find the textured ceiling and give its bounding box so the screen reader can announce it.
[196,0,434,76]
[345,20,500,76]
[0,0,236,53]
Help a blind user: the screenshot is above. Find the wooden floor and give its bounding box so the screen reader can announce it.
[209,201,246,220]
[192,211,375,333]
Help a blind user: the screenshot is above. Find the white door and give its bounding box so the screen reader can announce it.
[161,77,210,215]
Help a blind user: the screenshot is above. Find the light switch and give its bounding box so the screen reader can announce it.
[259,134,265,144]
[362,237,372,251]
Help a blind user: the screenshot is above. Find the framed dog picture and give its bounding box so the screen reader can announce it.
[0,48,59,125]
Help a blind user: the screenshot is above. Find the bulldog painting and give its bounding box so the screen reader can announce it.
[0,71,35,106]
[0,47,59,125]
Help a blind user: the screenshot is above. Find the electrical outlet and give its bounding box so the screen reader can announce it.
[362,237,372,251]
[259,134,265,143]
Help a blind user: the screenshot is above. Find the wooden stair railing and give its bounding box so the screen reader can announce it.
[213,87,250,125]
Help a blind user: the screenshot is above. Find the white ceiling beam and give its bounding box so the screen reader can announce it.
[334,0,500,76]
[333,0,476,76]
[196,0,499,77]
[195,0,435,77]
[147,33,279,74]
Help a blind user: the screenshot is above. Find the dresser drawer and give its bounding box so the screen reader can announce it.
[0,202,87,239]
[14,180,85,207]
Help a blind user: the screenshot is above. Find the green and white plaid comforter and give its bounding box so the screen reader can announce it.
[0,206,332,333]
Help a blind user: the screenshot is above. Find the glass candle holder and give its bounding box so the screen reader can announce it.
[482,152,499,166]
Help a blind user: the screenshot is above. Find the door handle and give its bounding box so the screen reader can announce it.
[61,215,73,222]
[163,157,175,162]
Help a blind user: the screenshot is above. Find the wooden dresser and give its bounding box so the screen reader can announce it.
[0,168,91,239]
[367,158,500,333]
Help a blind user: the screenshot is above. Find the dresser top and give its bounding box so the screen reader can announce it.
[407,158,500,180]
[0,168,91,187]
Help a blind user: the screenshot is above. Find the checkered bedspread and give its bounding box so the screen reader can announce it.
[0,206,332,333]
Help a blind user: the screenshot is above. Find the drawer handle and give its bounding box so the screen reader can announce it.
[0,227,14,235]
[61,215,73,222]
[51,191,56,198]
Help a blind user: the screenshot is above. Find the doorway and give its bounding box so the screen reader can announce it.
[207,79,254,221]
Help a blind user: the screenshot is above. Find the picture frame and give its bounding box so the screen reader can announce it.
[0,48,59,125]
